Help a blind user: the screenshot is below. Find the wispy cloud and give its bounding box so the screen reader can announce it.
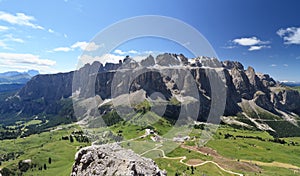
[78,51,156,66]
[222,45,237,49]
[0,25,9,32]
[277,27,300,44]
[270,64,277,67]
[79,54,124,65]
[52,41,103,52]
[48,28,54,33]
[0,11,44,30]
[283,64,288,67]
[0,34,25,50]
[114,49,126,55]
[53,47,72,52]
[3,34,24,43]
[0,52,56,66]
[0,41,8,49]
[229,36,270,51]
[113,49,139,55]
[248,45,270,51]
[71,41,102,51]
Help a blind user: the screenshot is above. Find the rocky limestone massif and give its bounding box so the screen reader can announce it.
[0,53,299,136]
[71,143,167,176]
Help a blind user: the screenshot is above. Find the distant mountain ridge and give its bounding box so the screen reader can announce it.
[0,54,299,137]
[281,81,300,87]
[0,70,39,92]
[0,70,39,84]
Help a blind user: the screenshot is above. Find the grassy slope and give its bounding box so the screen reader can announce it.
[0,124,89,176]
[1,115,300,176]
[293,86,300,92]
[208,126,300,165]
[114,120,300,176]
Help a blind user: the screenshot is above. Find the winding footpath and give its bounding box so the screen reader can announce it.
[141,144,243,176]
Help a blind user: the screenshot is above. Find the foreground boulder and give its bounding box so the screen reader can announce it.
[71,143,166,176]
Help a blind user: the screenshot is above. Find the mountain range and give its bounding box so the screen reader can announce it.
[0,54,299,137]
[0,70,39,93]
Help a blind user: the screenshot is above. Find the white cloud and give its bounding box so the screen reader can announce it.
[53,47,72,52]
[71,41,102,51]
[248,45,270,51]
[0,41,8,48]
[144,50,154,54]
[231,37,270,51]
[79,54,123,66]
[277,27,300,44]
[0,52,56,66]
[223,45,237,49]
[0,11,44,30]
[114,49,139,55]
[283,64,288,67]
[270,64,277,67]
[3,34,24,43]
[53,41,102,52]
[128,50,138,54]
[0,34,25,49]
[280,80,295,83]
[0,25,9,31]
[64,34,68,38]
[78,52,158,67]
[0,64,58,74]
[233,37,268,46]
[48,28,54,33]
[114,49,126,55]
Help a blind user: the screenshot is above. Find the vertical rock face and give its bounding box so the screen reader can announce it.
[230,66,253,99]
[245,66,267,93]
[274,89,300,114]
[71,143,167,176]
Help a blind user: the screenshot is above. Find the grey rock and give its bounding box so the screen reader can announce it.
[222,60,244,70]
[140,55,155,67]
[156,53,181,66]
[230,66,253,99]
[198,56,222,67]
[71,143,167,176]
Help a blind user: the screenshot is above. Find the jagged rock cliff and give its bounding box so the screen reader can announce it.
[71,143,166,176]
[1,53,299,136]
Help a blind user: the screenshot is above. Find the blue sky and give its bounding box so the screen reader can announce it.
[0,0,299,82]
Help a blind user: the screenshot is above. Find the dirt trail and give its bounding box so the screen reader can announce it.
[240,159,300,170]
[141,145,244,176]
[181,145,261,174]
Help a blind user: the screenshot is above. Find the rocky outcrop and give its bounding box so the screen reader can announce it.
[198,56,222,67]
[230,66,252,99]
[140,55,155,67]
[222,60,244,70]
[71,143,166,176]
[156,53,181,66]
